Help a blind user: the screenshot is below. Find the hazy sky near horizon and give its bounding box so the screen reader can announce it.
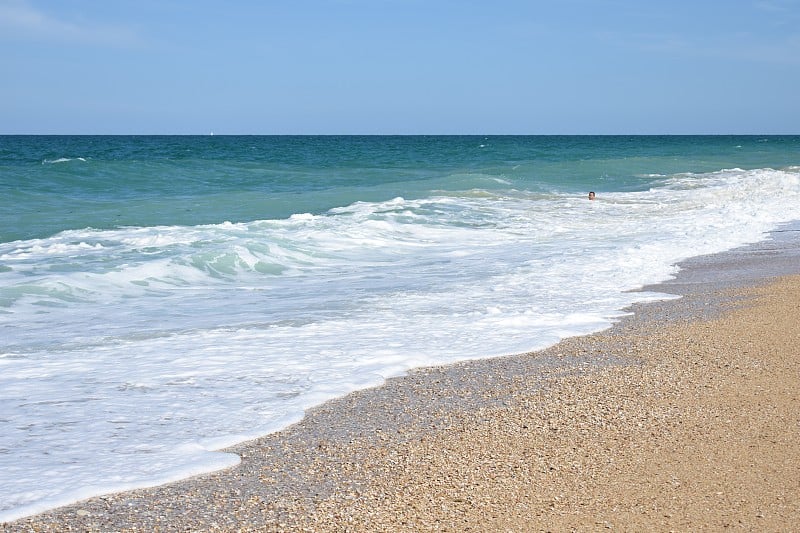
[1,0,799,134]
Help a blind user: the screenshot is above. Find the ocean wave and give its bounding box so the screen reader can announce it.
[41,157,88,164]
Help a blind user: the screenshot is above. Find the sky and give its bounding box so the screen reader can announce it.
[1,0,799,134]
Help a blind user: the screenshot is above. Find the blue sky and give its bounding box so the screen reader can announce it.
[1,0,798,134]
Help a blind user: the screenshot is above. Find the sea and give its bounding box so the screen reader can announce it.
[1,135,799,521]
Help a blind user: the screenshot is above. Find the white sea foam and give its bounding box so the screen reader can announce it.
[41,157,87,164]
[1,166,799,522]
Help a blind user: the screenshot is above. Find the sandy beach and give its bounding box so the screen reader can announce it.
[4,226,800,532]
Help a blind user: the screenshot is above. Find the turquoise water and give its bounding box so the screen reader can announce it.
[1,135,799,521]
[3,135,798,242]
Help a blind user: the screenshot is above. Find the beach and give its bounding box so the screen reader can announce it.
[4,225,799,531]
[4,136,800,522]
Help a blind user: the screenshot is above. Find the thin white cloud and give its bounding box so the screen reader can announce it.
[0,0,141,46]
[754,0,800,14]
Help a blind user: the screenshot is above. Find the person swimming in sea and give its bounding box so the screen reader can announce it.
[588,191,596,200]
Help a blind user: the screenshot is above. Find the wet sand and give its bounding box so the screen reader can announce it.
[4,224,800,531]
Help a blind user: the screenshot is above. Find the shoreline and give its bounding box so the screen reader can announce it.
[4,222,800,531]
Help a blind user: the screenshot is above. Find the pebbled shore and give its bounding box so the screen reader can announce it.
[4,226,800,532]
